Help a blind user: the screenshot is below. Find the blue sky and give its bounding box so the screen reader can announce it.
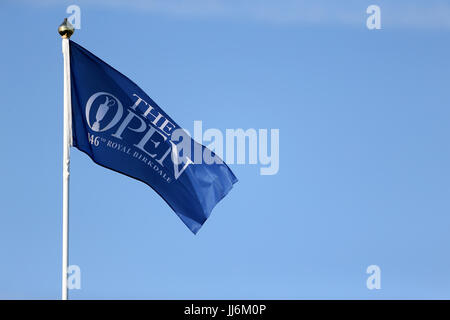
[0,0,450,299]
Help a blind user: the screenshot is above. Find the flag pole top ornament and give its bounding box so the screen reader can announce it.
[58,18,74,39]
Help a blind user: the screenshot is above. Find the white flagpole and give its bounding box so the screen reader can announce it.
[59,19,74,301]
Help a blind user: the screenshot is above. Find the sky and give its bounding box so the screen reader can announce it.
[0,0,450,299]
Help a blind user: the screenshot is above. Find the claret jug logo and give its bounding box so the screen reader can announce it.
[85,92,124,132]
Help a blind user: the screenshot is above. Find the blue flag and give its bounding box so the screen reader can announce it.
[69,40,237,234]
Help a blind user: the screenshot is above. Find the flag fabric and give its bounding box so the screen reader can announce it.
[69,40,237,234]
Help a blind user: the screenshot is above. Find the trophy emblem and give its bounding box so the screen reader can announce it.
[92,96,115,131]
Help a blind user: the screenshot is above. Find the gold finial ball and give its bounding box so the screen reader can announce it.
[58,18,75,38]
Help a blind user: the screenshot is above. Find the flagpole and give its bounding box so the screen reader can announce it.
[59,19,74,301]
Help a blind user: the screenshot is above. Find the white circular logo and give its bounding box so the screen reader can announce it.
[85,92,124,132]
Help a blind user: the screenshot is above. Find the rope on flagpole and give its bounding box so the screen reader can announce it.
[58,18,74,301]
